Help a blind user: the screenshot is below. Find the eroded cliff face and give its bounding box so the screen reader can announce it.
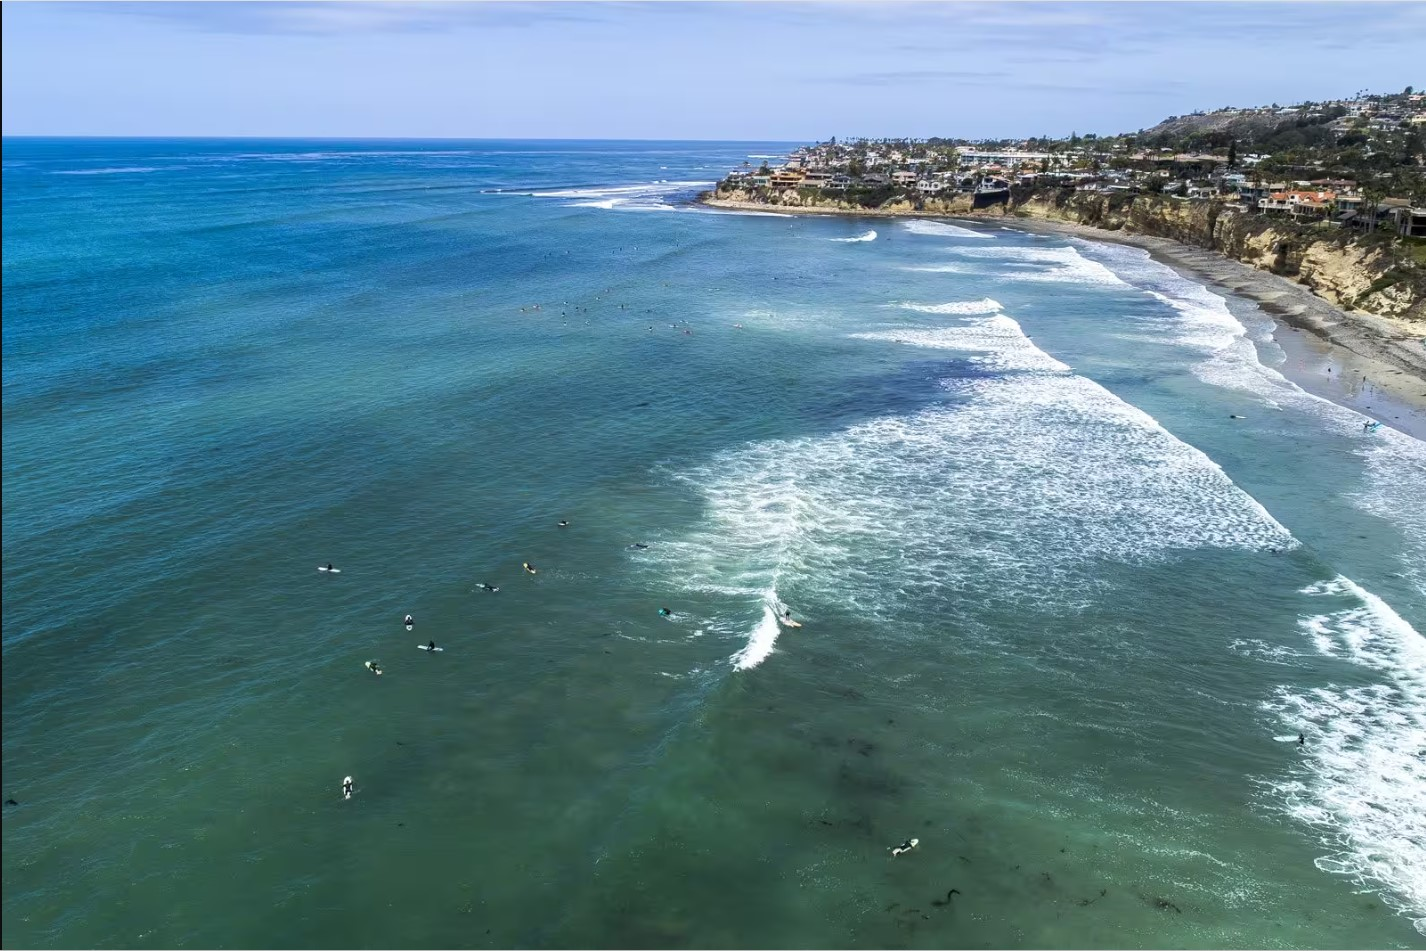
[1012,193,1425,326]
[712,186,981,216]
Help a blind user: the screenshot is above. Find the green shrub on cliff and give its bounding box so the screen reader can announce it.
[841,185,900,208]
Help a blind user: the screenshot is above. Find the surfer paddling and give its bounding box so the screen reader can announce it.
[522,562,538,575]
[890,838,919,857]
[342,776,354,800]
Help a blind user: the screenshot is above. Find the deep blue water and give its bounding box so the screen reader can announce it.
[4,139,1425,949]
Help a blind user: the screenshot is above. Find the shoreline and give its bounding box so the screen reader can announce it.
[701,195,1426,437]
[997,216,1426,438]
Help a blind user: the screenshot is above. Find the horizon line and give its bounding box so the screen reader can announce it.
[1,134,813,143]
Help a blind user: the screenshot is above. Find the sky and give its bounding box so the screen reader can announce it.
[2,1,1423,141]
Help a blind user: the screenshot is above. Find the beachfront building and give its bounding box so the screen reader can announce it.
[891,170,918,186]
[1258,190,1336,217]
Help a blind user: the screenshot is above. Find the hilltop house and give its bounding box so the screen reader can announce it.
[1259,190,1336,218]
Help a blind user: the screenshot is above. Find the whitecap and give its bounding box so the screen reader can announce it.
[648,330,1296,669]
[1070,239,1426,597]
[901,220,994,239]
[851,314,1071,374]
[893,298,1003,315]
[1261,576,1426,932]
[946,244,1129,287]
[731,600,783,671]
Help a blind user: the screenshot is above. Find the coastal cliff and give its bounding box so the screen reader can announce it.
[1010,191,1426,327]
[709,185,981,216]
[702,185,1426,332]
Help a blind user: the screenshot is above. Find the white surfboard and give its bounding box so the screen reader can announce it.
[417,645,444,652]
[779,617,803,628]
[405,623,414,631]
[364,661,382,676]
[318,566,341,574]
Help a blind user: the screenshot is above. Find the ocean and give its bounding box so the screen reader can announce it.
[3,138,1424,949]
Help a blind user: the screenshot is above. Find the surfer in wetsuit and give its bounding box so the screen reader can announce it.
[890,838,919,857]
[523,562,537,575]
[479,582,499,592]
[404,615,414,628]
[1298,733,1305,746]
[427,640,436,652]
[342,777,354,799]
[658,607,672,617]
[558,520,569,528]
[631,543,649,550]
[326,563,334,571]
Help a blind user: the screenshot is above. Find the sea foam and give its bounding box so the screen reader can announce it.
[900,220,994,239]
[1262,577,1426,933]
[655,319,1296,670]
[851,313,1071,373]
[1070,239,1426,597]
[893,298,1003,315]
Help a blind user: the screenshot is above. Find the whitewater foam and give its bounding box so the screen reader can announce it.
[1262,577,1426,933]
[893,298,1003,315]
[515,180,715,211]
[652,323,1296,669]
[1070,239,1426,596]
[731,600,784,670]
[945,244,1130,287]
[900,220,994,239]
[829,230,877,243]
[851,314,1071,373]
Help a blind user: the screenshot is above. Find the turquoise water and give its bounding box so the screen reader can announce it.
[3,139,1424,949]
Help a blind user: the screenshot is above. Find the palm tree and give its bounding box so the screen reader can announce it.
[1359,180,1386,233]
